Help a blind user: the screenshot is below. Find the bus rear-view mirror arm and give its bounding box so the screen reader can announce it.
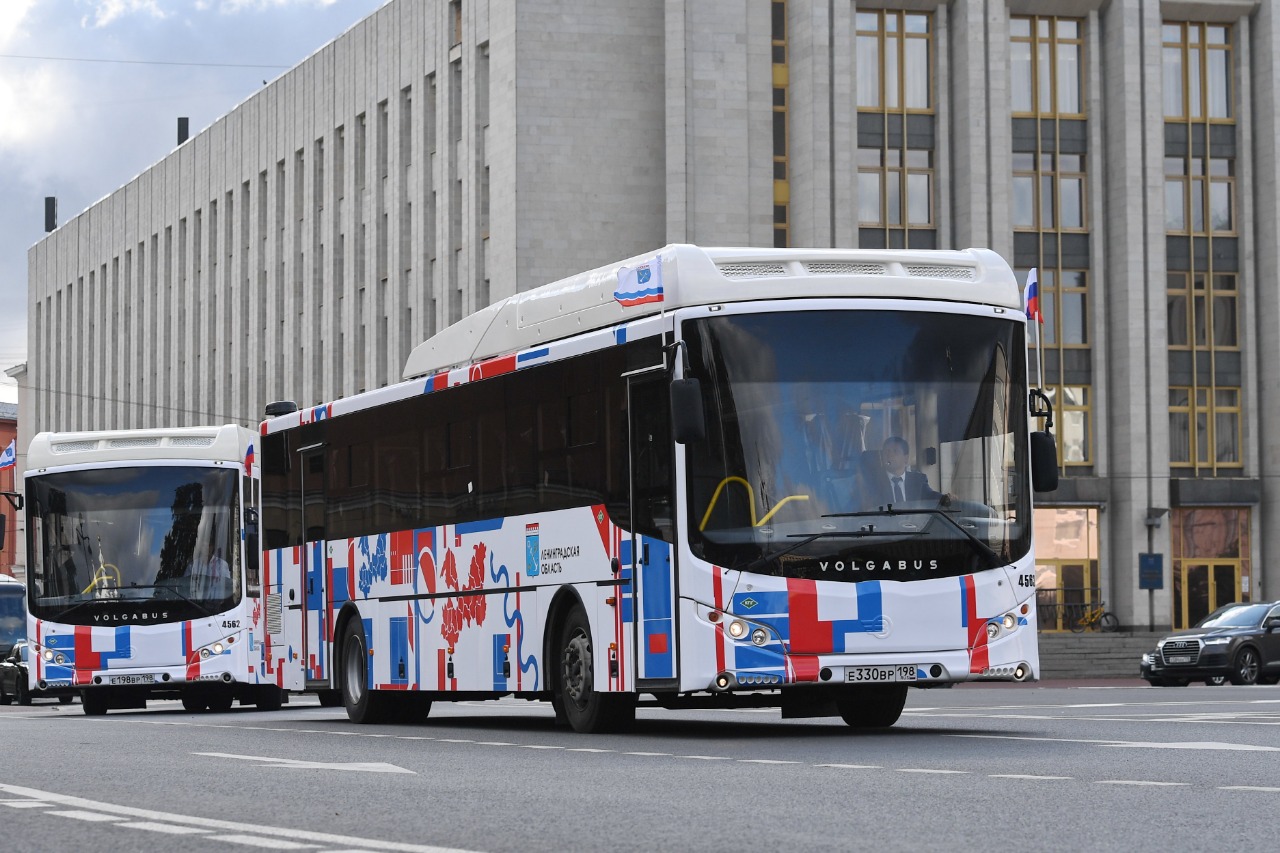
[1028,389,1058,493]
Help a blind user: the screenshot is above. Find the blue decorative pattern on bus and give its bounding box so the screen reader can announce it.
[517,348,549,365]
[488,553,539,690]
[358,535,389,598]
[640,537,674,679]
[389,617,409,685]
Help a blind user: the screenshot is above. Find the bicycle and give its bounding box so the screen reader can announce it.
[1071,603,1120,633]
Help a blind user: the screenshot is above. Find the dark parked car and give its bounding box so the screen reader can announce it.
[0,640,75,706]
[1141,601,1280,686]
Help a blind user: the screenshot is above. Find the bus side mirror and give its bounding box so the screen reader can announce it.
[245,507,259,534]
[670,378,706,444]
[1031,431,1059,493]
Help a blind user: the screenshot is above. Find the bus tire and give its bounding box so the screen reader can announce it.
[257,686,284,711]
[182,693,208,712]
[206,689,234,713]
[317,689,343,707]
[82,691,109,716]
[556,605,634,734]
[836,684,908,728]
[341,619,391,724]
[14,678,31,706]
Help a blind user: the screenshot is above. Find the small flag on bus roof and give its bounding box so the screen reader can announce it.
[1023,268,1043,325]
[614,256,664,307]
[0,438,14,470]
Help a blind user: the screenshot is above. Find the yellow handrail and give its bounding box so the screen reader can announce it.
[699,476,811,531]
[80,563,122,595]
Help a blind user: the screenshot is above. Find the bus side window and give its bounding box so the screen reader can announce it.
[244,476,261,596]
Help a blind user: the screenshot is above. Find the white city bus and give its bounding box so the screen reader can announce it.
[259,244,1057,731]
[22,425,283,715]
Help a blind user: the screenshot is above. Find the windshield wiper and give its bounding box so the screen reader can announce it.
[823,507,1004,568]
[736,529,919,575]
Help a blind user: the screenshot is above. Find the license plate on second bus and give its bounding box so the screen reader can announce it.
[108,674,155,685]
[846,665,917,683]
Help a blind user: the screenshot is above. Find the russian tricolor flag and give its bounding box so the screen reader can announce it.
[1023,267,1044,325]
[243,443,255,475]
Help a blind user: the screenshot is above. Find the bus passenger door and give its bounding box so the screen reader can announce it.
[628,374,678,688]
[297,445,329,690]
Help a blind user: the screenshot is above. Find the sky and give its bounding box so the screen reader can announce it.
[0,0,390,405]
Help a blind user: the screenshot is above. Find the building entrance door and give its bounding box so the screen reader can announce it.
[1176,562,1240,630]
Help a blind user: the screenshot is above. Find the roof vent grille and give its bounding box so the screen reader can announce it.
[51,440,98,454]
[804,262,887,275]
[903,264,975,281]
[108,437,162,449]
[717,262,789,279]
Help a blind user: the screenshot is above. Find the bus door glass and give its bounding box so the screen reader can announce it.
[298,445,329,686]
[628,373,677,686]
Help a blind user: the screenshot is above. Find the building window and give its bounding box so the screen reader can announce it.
[856,10,931,110]
[1164,156,1235,235]
[1167,272,1238,351]
[1013,153,1086,231]
[1011,16,1083,116]
[772,0,789,248]
[856,10,934,250]
[1169,386,1241,471]
[1162,22,1232,120]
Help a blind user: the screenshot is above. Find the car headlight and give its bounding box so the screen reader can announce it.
[1203,637,1232,645]
[1141,653,1153,664]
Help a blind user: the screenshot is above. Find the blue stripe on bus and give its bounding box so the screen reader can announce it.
[492,633,509,691]
[456,518,505,536]
[614,327,627,345]
[641,538,674,679]
[517,348,549,364]
[959,576,969,627]
[389,618,408,685]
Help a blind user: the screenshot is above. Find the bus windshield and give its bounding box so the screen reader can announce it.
[684,308,1031,582]
[26,466,241,624]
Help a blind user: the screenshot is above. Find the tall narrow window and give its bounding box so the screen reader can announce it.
[1164,21,1239,475]
[1012,16,1091,469]
[856,10,935,250]
[771,0,789,247]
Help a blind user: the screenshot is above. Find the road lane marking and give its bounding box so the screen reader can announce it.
[988,775,1072,780]
[1106,741,1280,752]
[195,752,415,774]
[116,821,212,834]
[677,755,733,760]
[0,782,480,852]
[622,752,671,757]
[739,759,799,765]
[0,800,52,808]
[207,835,322,849]
[48,809,126,822]
[1096,780,1190,787]
[895,769,969,775]
[815,764,881,770]
[1219,786,1280,792]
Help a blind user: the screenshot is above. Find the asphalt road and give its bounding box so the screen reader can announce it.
[1,681,1277,853]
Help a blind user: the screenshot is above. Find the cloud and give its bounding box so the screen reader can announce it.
[0,0,38,47]
[79,0,168,29]
[195,0,341,12]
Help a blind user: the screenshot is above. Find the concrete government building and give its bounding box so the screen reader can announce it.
[17,0,1280,631]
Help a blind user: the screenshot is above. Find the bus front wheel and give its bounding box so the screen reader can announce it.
[836,684,908,728]
[556,605,634,734]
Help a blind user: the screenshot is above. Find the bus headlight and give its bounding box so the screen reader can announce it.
[1002,613,1017,631]
[43,650,54,661]
[54,653,66,665]
[213,643,224,655]
[751,628,769,646]
[728,620,748,639]
[200,648,211,659]
[986,622,1000,640]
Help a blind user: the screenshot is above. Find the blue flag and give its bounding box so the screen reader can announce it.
[0,438,14,470]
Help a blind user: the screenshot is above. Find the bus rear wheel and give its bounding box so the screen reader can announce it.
[341,619,393,724]
[836,684,908,728]
[556,605,634,734]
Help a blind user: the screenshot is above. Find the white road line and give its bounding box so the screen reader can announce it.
[195,752,415,774]
[815,764,881,770]
[1106,741,1280,752]
[48,809,126,822]
[0,783,481,853]
[0,801,51,809]
[895,769,969,775]
[1096,780,1190,787]
[518,745,563,750]
[988,775,1072,781]
[1218,786,1280,793]
[739,759,799,765]
[622,752,671,757]
[116,821,212,835]
[565,748,613,753]
[678,755,733,761]
[206,835,322,849]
